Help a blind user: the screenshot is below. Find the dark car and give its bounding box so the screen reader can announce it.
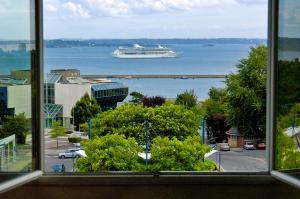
[256,142,266,150]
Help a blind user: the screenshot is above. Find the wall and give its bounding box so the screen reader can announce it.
[7,85,31,118]
[54,83,91,118]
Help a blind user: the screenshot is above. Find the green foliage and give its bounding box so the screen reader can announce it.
[49,120,66,148]
[91,103,199,146]
[149,136,215,171]
[74,134,142,172]
[278,103,300,129]
[277,60,300,114]
[129,91,144,103]
[71,93,101,130]
[68,137,82,143]
[203,87,228,115]
[225,45,267,138]
[276,103,300,170]
[275,130,300,170]
[175,90,197,109]
[0,113,29,144]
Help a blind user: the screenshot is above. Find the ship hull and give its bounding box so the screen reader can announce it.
[113,52,177,59]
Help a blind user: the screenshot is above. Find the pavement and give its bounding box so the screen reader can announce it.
[205,149,267,172]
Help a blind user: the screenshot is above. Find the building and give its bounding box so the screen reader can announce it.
[0,71,31,120]
[44,69,128,128]
[226,127,244,148]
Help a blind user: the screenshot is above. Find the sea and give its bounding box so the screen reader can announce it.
[0,40,266,101]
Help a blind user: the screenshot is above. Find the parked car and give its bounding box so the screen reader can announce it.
[58,149,86,159]
[220,143,230,151]
[256,142,266,150]
[52,164,65,173]
[244,142,256,150]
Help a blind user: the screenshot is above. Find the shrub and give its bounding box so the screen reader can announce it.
[149,136,214,172]
[74,134,142,172]
[68,137,82,143]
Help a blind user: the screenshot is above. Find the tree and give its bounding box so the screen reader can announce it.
[49,120,66,148]
[206,114,229,143]
[74,134,142,172]
[71,93,101,130]
[129,91,144,104]
[0,113,29,144]
[141,96,165,107]
[91,103,199,146]
[175,90,197,109]
[225,45,267,138]
[149,136,216,171]
[203,87,228,115]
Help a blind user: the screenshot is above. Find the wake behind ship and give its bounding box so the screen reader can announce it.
[113,44,177,58]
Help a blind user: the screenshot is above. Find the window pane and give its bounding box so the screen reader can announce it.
[44,0,268,173]
[0,0,36,182]
[275,0,300,178]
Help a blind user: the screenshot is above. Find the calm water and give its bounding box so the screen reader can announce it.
[44,43,253,100]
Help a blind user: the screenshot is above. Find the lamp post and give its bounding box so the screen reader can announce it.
[145,118,149,169]
[201,117,206,144]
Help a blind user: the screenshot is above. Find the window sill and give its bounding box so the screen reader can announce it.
[34,172,275,185]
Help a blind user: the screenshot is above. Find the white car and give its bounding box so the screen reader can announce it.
[59,149,87,159]
[244,142,256,150]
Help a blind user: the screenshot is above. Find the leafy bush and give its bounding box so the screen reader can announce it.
[91,103,199,146]
[74,134,142,172]
[68,137,82,143]
[175,90,197,109]
[149,136,215,172]
[0,113,29,144]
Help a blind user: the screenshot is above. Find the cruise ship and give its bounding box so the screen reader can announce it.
[113,44,177,58]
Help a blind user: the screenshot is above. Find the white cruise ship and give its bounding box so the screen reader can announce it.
[113,44,177,58]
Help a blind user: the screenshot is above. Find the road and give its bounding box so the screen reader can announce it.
[206,149,267,172]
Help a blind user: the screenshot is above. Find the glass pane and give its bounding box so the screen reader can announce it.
[275,0,300,179]
[0,0,36,182]
[44,0,268,173]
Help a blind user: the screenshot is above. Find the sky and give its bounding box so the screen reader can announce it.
[0,0,269,40]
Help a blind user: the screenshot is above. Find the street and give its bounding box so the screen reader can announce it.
[206,149,267,172]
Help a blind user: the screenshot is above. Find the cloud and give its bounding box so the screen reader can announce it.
[62,2,90,18]
[44,0,267,18]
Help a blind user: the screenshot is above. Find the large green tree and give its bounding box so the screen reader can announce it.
[71,93,101,130]
[225,45,267,138]
[74,134,142,172]
[91,103,199,146]
[0,113,29,144]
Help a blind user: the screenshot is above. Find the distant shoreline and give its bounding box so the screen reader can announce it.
[43,38,267,48]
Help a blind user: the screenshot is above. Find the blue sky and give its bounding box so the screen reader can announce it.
[0,0,269,40]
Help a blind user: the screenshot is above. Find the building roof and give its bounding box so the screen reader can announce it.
[66,77,89,84]
[226,127,243,136]
[46,73,62,84]
[0,78,27,85]
[91,82,128,91]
